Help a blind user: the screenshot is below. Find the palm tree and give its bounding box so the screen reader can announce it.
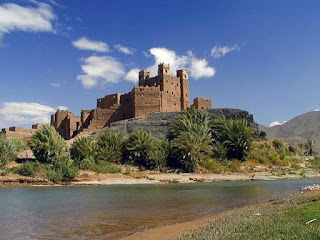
[172,125,212,172]
[212,141,227,161]
[0,136,19,168]
[304,140,318,156]
[70,137,96,161]
[168,108,211,140]
[29,125,66,164]
[224,119,253,161]
[125,129,156,168]
[96,130,124,163]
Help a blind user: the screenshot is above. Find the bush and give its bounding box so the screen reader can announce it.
[201,159,222,173]
[51,156,79,182]
[12,161,44,177]
[29,125,66,164]
[94,161,121,174]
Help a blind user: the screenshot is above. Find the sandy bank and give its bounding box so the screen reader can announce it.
[1,171,320,188]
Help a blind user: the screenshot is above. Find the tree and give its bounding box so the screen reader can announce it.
[96,130,124,163]
[304,140,318,156]
[211,119,253,161]
[149,140,171,171]
[0,135,19,168]
[29,125,66,164]
[70,137,96,161]
[168,108,211,140]
[124,129,156,169]
[224,119,253,161]
[172,125,212,172]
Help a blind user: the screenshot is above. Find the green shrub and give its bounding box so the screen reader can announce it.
[12,161,43,177]
[94,160,121,174]
[51,155,78,182]
[29,125,66,164]
[201,158,222,173]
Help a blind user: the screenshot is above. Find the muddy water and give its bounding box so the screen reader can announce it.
[1,178,320,240]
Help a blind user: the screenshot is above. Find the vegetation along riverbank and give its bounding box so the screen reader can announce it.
[1,108,320,187]
[121,188,320,240]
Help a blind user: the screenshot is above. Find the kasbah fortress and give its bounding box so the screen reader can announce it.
[1,63,212,140]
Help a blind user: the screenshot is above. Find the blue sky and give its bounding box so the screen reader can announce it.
[1,0,320,128]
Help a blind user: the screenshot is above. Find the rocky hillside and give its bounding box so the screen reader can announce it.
[88,108,258,139]
[260,111,320,148]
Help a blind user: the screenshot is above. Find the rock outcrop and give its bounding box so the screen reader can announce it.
[89,108,258,139]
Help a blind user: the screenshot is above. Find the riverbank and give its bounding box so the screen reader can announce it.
[1,169,320,188]
[121,189,320,240]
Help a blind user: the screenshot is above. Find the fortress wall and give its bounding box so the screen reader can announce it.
[97,93,121,109]
[133,86,161,117]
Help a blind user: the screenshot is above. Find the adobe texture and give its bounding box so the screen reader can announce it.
[51,63,212,139]
[1,124,42,141]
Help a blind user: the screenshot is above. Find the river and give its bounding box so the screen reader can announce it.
[1,178,320,240]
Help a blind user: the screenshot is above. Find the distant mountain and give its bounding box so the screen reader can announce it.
[260,111,320,148]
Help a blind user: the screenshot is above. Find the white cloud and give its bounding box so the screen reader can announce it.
[125,68,139,83]
[269,120,287,127]
[147,47,215,79]
[114,44,134,55]
[0,1,56,38]
[50,82,61,88]
[73,37,109,53]
[314,109,319,112]
[77,56,126,88]
[210,44,240,59]
[0,102,65,128]
[57,106,69,111]
[189,58,216,79]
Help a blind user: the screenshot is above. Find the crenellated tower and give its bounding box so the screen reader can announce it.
[177,69,190,110]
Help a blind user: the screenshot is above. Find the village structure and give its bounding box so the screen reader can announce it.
[1,63,212,140]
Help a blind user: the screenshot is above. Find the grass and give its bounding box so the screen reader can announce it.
[174,194,320,240]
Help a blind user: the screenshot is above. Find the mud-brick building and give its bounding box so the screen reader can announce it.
[51,63,212,139]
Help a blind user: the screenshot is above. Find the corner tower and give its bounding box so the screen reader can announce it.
[177,69,190,110]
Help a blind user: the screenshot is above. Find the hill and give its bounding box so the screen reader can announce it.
[260,111,320,148]
[86,108,258,140]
